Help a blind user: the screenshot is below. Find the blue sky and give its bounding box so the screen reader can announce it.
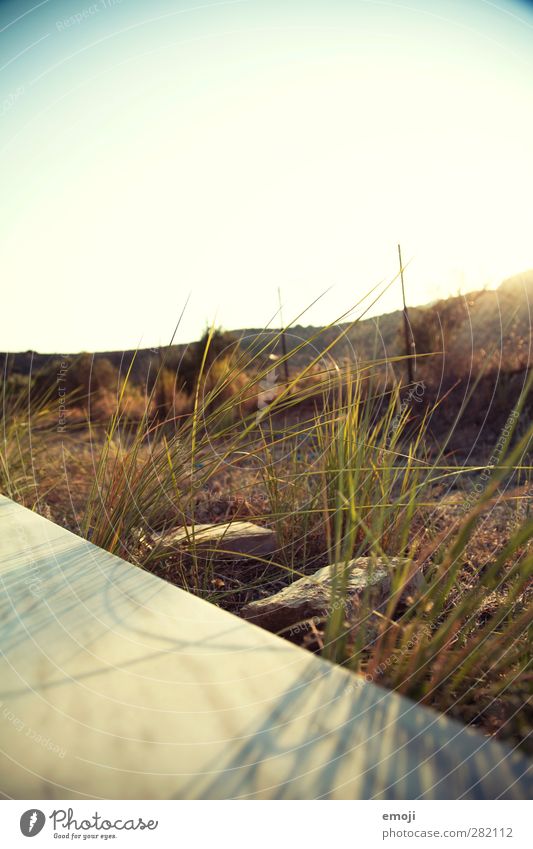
[1,0,533,352]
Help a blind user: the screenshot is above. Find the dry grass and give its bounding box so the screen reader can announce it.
[1,309,532,751]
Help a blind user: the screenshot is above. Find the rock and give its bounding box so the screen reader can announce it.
[241,557,421,633]
[154,521,277,561]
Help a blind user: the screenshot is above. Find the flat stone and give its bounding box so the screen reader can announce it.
[155,520,277,560]
[241,556,421,632]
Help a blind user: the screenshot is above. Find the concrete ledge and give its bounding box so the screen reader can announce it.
[0,495,531,799]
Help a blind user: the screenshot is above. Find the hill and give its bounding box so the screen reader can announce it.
[2,271,532,391]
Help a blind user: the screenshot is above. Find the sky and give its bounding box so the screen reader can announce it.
[1,0,533,352]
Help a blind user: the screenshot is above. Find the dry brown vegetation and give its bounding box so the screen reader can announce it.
[2,281,532,752]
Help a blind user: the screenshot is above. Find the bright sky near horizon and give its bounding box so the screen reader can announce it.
[1,0,533,353]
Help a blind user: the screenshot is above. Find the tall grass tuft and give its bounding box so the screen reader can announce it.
[0,368,52,507]
[321,370,533,747]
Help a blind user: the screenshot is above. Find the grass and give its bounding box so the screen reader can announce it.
[320,373,533,748]
[1,295,532,750]
[0,365,53,507]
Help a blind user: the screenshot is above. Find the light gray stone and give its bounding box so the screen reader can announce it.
[155,520,277,560]
[241,556,421,632]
